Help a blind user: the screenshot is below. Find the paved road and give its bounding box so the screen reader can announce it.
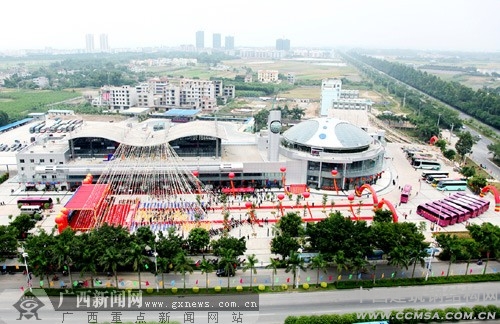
[0,282,497,324]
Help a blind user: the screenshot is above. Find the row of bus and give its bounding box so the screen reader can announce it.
[29,119,82,134]
[405,149,441,170]
[416,192,490,227]
[421,171,467,191]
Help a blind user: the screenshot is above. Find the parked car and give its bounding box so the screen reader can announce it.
[425,247,441,256]
[216,267,235,277]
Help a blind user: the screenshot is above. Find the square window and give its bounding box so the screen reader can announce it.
[30,159,35,163]
[20,159,25,163]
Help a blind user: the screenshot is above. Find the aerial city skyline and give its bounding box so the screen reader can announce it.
[1,0,499,53]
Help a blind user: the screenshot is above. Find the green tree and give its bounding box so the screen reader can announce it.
[455,131,476,161]
[51,228,77,286]
[285,250,306,289]
[242,254,259,291]
[435,234,463,277]
[460,166,476,178]
[309,253,328,287]
[443,149,457,161]
[22,229,57,287]
[219,248,238,291]
[98,246,124,287]
[487,142,500,161]
[76,233,99,288]
[173,251,194,293]
[0,111,9,127]
[409,248,428,278]
[332,251,350,278]
[434,139,447,152]
[265,258,280,290]
[276,212,304,237]
[156,256,170,289]
[9,214,37,239]
[187,227,210,254]
[125,240,151,290]
[467,176,488,194]
[270,234,300,260]
[199,259,214,293]
[462,239,481,275]
[373,209,394,223]
[468,223,500,274]
[211,236,246,256]
[0,225,19,262]
[387,246,411,277]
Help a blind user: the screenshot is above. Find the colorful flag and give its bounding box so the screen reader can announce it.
[337,275,341,280]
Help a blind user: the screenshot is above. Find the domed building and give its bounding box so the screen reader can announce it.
[279,117,385,190]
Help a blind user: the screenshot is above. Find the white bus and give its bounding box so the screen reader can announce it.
[436,180,467,191]
[413,159,441,170]
[20,205,43,215]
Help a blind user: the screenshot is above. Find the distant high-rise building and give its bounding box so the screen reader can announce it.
[276,38,290,51]
[225,36,234,50]
[99,34,109,52]
[85,34,95,52]
[196,31,205,49]
[212,33,221,49]
[320,78,342,117]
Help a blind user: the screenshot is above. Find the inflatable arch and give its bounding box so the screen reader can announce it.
[355,184,379,207]
[480,185,500,212]
[376,198,398,223]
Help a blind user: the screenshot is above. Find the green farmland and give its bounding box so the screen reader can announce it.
[0,89,82,120]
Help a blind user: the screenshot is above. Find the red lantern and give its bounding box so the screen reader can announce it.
[302,192,310,199]
[277,193,285,201]
[331,170,338,176]
[280,167,286,173]
[245,201,253,209]
[60,207,69,215]
[192,170,199,177]
[228,172,235,179]
[348,194,355,202]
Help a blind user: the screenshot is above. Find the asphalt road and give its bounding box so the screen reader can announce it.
[0,282,497,324]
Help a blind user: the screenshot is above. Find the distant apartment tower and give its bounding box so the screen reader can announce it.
[225,36,234,50]
[99,34,109,52]
[276,38,290,51]
[320,78,342,116]
[213,33,221,49]
[85,34,94,52]
[196,31,205,49]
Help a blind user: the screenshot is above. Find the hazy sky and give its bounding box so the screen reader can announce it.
[2,0,500,52]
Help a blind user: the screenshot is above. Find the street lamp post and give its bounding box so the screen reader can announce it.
[425,243,436,281]
[22,251,32,292]
[296,248,303,289]
[153,241,159,292]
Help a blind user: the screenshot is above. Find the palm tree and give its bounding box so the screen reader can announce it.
[77,234,98,288]
[199,259,214,293]
[309,253,328,287]
[332,251,349,280]
[388,246,411,278]
[265,258,280,290]
[219,248,238,292]
[285,250,306,289]
[156,256,170,289]
[409,249,428,278]
[351,254,368,281]
[173,251,194,292]
[463,240,480,275]
[98,247,123,287]
[242,254,259,291]
[125,241,151,290]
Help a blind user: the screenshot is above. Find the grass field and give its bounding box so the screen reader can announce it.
[0,89,82,119]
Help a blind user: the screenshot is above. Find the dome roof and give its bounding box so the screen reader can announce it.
[282,118,373,150]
